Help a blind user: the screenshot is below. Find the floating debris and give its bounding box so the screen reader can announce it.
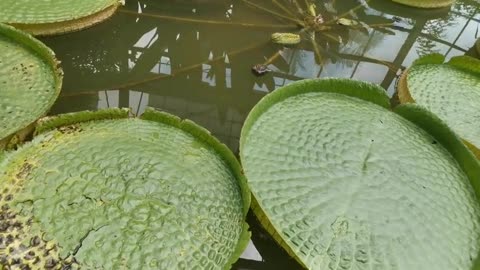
[252,64,272,76]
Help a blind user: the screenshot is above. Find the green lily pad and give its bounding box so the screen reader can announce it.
[398,54,480,159]
[240,78,480,269]
[337,18,359,26]
[391,0,455,8]
[0,0,123,36]
[0,23,62,149]
[0,108,250,269]
[271,33,301,45]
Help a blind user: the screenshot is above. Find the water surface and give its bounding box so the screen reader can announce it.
[41,0,480,268]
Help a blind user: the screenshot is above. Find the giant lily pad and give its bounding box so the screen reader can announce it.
[0,23,62,149]
[0,108,250,269]
[398,54,480,159]
[240,78,480,269]
[0,0,124,36]
[391,0,455,8]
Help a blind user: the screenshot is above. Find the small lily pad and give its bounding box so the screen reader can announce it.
[398,54,480,158]
[0,23,62,149]
[337,18,359,26]
[271,33,301,45]
[0,108,250,269]
[0,0,124,36]
[240,78,480,269]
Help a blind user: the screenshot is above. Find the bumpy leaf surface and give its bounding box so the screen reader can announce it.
[0,23,61,145]
[240,79,480,270]
[401,56,480,157]
[0,0,122,35]
[0,110,249,269]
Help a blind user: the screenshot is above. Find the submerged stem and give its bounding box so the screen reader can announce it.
[291,0,305,15]
[333,52,399,72]
[363,22,394,28]
[325,0,372,25]
[119,9,297,29]
[242,0,304,26]
[319,32,342,43]
[310,33,324,65]
[263,51,282,65]
[272,0,296,18]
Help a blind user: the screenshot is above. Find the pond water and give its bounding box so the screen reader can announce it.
[40,0,479,268]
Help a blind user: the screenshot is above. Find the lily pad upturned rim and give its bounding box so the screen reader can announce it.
[34,107,252,269]
[5,1,124,36]
[239,78,480,269]
[0,23,63,149]
[476,38,480,56]
[391,0,455,8]
[397,54,480,159]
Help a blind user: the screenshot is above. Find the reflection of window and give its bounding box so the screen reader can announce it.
[97,90,149,115]
[202,64,216,87]
[151,56,171,75]
[133,28,158,49]
[129,91,149,115]
[253,83,269,93]
[226,68,232,89]
[98,90,119,109]
[241,241,262,262]
[127,50,143,70]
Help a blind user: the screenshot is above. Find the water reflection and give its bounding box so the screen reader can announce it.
[40,0,479,268]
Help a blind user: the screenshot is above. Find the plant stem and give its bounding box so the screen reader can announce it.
[319,32,341,43]
[272,0,296,18]
[242,0,304,26]
[333,52,399,72]
[364,23,394,28]
[291,0,305,16]
[310,33,323,65]
[263,51,282,65]
[119,9,297,29]
[324,0,372,25]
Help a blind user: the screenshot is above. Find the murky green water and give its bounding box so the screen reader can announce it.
[40,0,479,268]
